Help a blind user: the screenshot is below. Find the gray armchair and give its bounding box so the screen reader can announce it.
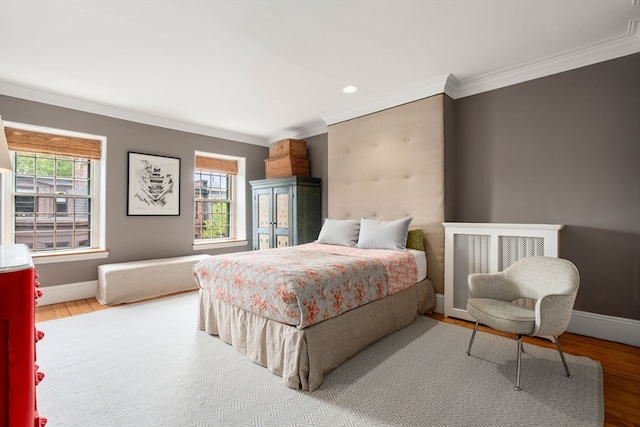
[465,256,580,391]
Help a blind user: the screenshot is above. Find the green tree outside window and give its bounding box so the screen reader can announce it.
[202,201,230,238]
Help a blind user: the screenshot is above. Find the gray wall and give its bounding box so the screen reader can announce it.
[305,133,329,219]
[453,53,640,320]
[0,95,269,288]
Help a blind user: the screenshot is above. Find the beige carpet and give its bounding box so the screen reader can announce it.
[35,292,603,426]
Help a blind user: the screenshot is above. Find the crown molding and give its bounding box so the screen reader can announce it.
[629,17,640,36]
[0,81,268,146]
[454,18,640,99]
[268,119,328,144]
[443,74,460,99]
[321,74,452,126]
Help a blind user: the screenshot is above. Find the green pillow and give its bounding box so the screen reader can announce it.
[406,228,425,251]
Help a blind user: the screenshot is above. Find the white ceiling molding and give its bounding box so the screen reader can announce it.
[443,75,461,100]
[454,18,640,99]
[0,81,269,147]
[630,17,640,37]
[321,74,452,127]
[268,120,328,144]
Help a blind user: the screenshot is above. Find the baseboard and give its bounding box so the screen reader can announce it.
[434,293,639,347]
[38,281,98,306]
[434,292,445,315]
[567,309,640,348]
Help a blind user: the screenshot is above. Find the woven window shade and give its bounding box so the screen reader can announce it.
[5,127,102,160]
[195,156,238,175]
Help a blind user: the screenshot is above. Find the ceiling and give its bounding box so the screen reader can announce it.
[1,1,638,146]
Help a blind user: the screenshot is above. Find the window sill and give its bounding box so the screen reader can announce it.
[31,249,110,265]
[192,239,249,251]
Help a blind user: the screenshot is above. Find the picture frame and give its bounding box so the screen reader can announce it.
[127,152,181,216]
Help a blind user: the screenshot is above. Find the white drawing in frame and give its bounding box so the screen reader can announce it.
[127,152,180,216]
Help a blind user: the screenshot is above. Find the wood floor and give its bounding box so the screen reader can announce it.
[36,294,640,427]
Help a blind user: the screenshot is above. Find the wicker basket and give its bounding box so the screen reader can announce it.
[265,155,310,178]
[269,139,307,158]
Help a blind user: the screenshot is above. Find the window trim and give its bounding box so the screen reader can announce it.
[1,121,107,262]
[192,151,247,251]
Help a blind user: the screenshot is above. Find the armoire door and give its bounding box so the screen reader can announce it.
[273,186,292,248]
[254,188,273,249]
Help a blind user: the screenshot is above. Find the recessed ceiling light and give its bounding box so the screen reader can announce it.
[342,85,358,94]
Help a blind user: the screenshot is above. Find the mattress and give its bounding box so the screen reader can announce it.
[409,248,427,282]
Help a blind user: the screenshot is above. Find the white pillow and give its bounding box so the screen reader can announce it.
[357,217,413,250]
[316,218,361,247]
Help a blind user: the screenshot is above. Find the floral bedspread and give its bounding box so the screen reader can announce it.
[193,243,418,329]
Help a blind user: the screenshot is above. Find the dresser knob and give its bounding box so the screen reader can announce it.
[35,329,45,342]
[39,417,48,426]
[35,289,43,299]
[35,370,45,385]
[35,280,40,287]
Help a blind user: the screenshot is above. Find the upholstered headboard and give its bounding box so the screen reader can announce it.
[327,95,445,293]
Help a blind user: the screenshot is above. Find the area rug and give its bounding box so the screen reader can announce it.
[35,292,603,427]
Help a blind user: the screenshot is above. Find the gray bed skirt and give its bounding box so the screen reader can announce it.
[198,278,436,391]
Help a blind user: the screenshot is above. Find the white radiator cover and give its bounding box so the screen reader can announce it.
[443,223,563,322]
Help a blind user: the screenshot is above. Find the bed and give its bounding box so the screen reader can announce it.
[194,217,436,391]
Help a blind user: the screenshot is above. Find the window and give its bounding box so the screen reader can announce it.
[194,171,231,239]
[193,152,246,248]
[2,122,106,259]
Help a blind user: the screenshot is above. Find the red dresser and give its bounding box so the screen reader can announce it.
[0,244,46,427]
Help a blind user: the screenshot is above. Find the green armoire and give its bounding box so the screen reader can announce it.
[250,176,322,250]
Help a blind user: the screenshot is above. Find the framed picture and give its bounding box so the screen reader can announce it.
[127,152,180,216]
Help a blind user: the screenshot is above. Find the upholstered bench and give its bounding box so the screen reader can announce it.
[96,254,210,305]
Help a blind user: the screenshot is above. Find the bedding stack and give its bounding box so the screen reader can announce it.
[264,138,310,178]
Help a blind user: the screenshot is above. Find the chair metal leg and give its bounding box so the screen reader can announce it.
[515,334,523,391]
[466,321,479,356]
[555,336,572,378]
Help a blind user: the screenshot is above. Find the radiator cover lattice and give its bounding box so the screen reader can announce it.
[499,235,545,270]
[453,234,490,310]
